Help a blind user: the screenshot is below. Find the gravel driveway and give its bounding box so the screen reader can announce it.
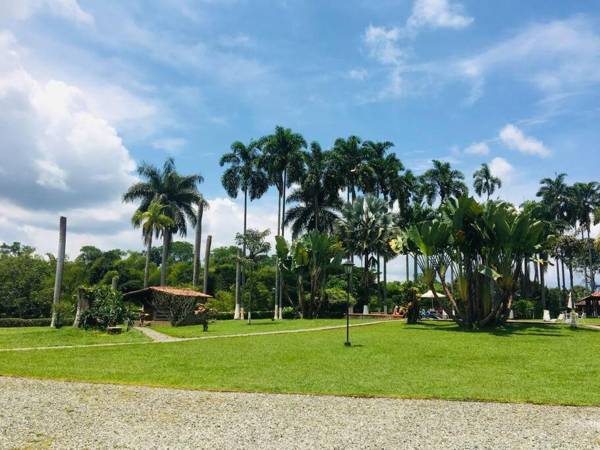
[1,377,599,449]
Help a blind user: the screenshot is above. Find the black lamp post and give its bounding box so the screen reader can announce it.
[342,258,354,347]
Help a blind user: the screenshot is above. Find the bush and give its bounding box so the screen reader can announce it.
[513,299,535,319]
[0,317,52,327]
[80,286,135,329]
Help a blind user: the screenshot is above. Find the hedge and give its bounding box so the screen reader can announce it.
[0,317,75,327]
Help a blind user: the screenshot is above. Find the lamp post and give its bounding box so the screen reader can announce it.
[342,258,354,347]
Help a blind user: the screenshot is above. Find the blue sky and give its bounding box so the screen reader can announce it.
[1,0,599,282]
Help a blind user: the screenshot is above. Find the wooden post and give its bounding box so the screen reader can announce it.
[203,235,212,294]
[51,216,66,328]
[111,275,119,290]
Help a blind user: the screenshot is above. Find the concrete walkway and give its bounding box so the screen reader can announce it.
[1,376,599,449]
[134,325,183,342]
[0,320,389,352]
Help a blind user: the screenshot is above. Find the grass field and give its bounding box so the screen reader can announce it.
[152,317,375,338]
[1,321,599,405]
[0,327,149,349]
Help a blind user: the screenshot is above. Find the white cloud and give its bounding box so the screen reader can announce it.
[0,32,136,211]
[464,142,489,156]
[151,137,186,154]
[0,0,94,25]
[407,0,473,30]
[488,157,514,183]
[499,124,550,157]
[459,17,600,97]
[364,26,403,66]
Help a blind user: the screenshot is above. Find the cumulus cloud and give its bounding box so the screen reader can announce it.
[459,17,600,96]
[488,157,514,183]
[464,142,489,156]
[499,124,550,157]
[0,0,94,25]
[0,32,147,256]
[407,0,473,30]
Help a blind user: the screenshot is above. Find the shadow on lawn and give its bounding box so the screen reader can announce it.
[409,321,571,338]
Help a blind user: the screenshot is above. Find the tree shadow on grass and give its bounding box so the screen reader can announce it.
[408,321,570,338]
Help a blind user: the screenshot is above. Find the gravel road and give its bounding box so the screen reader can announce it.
[1,376,599,449]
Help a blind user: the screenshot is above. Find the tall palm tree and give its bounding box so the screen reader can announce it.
[337,195,395,311]
[331,136,374,203]
[284,142,342,239]
[192,195,210,288]
[473,163,501,200]
[260,126,307,318]
[363,140,397,198]
[220,140,269,318]
[569,182,600,290]
[421,160,467,205]
[132,200,174,288]
[123,158,203,286]
[537,173,570,229]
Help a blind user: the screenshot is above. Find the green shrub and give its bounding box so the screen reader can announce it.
[0,317,52,327]
[513,299,535,319]
[80,286,135,329]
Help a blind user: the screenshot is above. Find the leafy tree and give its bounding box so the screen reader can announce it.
[337,196,395,309]
[421,160,467,205]
[235,229,271,323]
[123,158,203,285]
[131,200,173,287]
[220,139,269,317]
[284,142,342,238]
[473,163,501,200]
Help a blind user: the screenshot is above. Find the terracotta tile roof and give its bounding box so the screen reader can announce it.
[125,286,212,298]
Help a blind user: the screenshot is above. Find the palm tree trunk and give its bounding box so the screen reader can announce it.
[192,202,204,288]
[555,257,561,307]
[376,253,382,311]
[561,259,567,291]
[539,258,546,311]
[587,227,595,291]
[279,169,287,319]
[569,262,574,292]
[234,251,241,319]
[363,251,370,313]
[160,230,171,286]
[203,235,212,294]
[413,254,417,282]
[274,189,282,320]
[405,254,409,282]
[383,256,388,313]
[240,189,248,318]
[581,228,589,290]
[143,236,152,288]
[51,216,67,328]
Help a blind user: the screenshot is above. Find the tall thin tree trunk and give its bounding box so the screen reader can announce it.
[160,230,171,286]
[413,254,417,282]
[383,256,388,313]
[234,252,241,319]
[561,259,567,291]
[192,202,204,288]
[279,169,287,320]
[555,257,561,307]
[587,227,596,291]
[569,263,574,292]
[581,228,589,290]
[239,189,248,319]
[203,235,212,294]
[51,216,67,328]
[143,236,152,288]
[274,190,282,320]
[405,254,409,282]
[539,258,546,311]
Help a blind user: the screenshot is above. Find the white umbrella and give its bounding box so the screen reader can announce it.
[567,292,573,310]
[419,290,446,310]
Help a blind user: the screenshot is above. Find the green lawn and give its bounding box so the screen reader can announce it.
[1,321,599,405]
[152,317,377,338]
[0,326,149,349]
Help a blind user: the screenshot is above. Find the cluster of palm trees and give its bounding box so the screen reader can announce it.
[123,158,207,289]
[121,126,599,324]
